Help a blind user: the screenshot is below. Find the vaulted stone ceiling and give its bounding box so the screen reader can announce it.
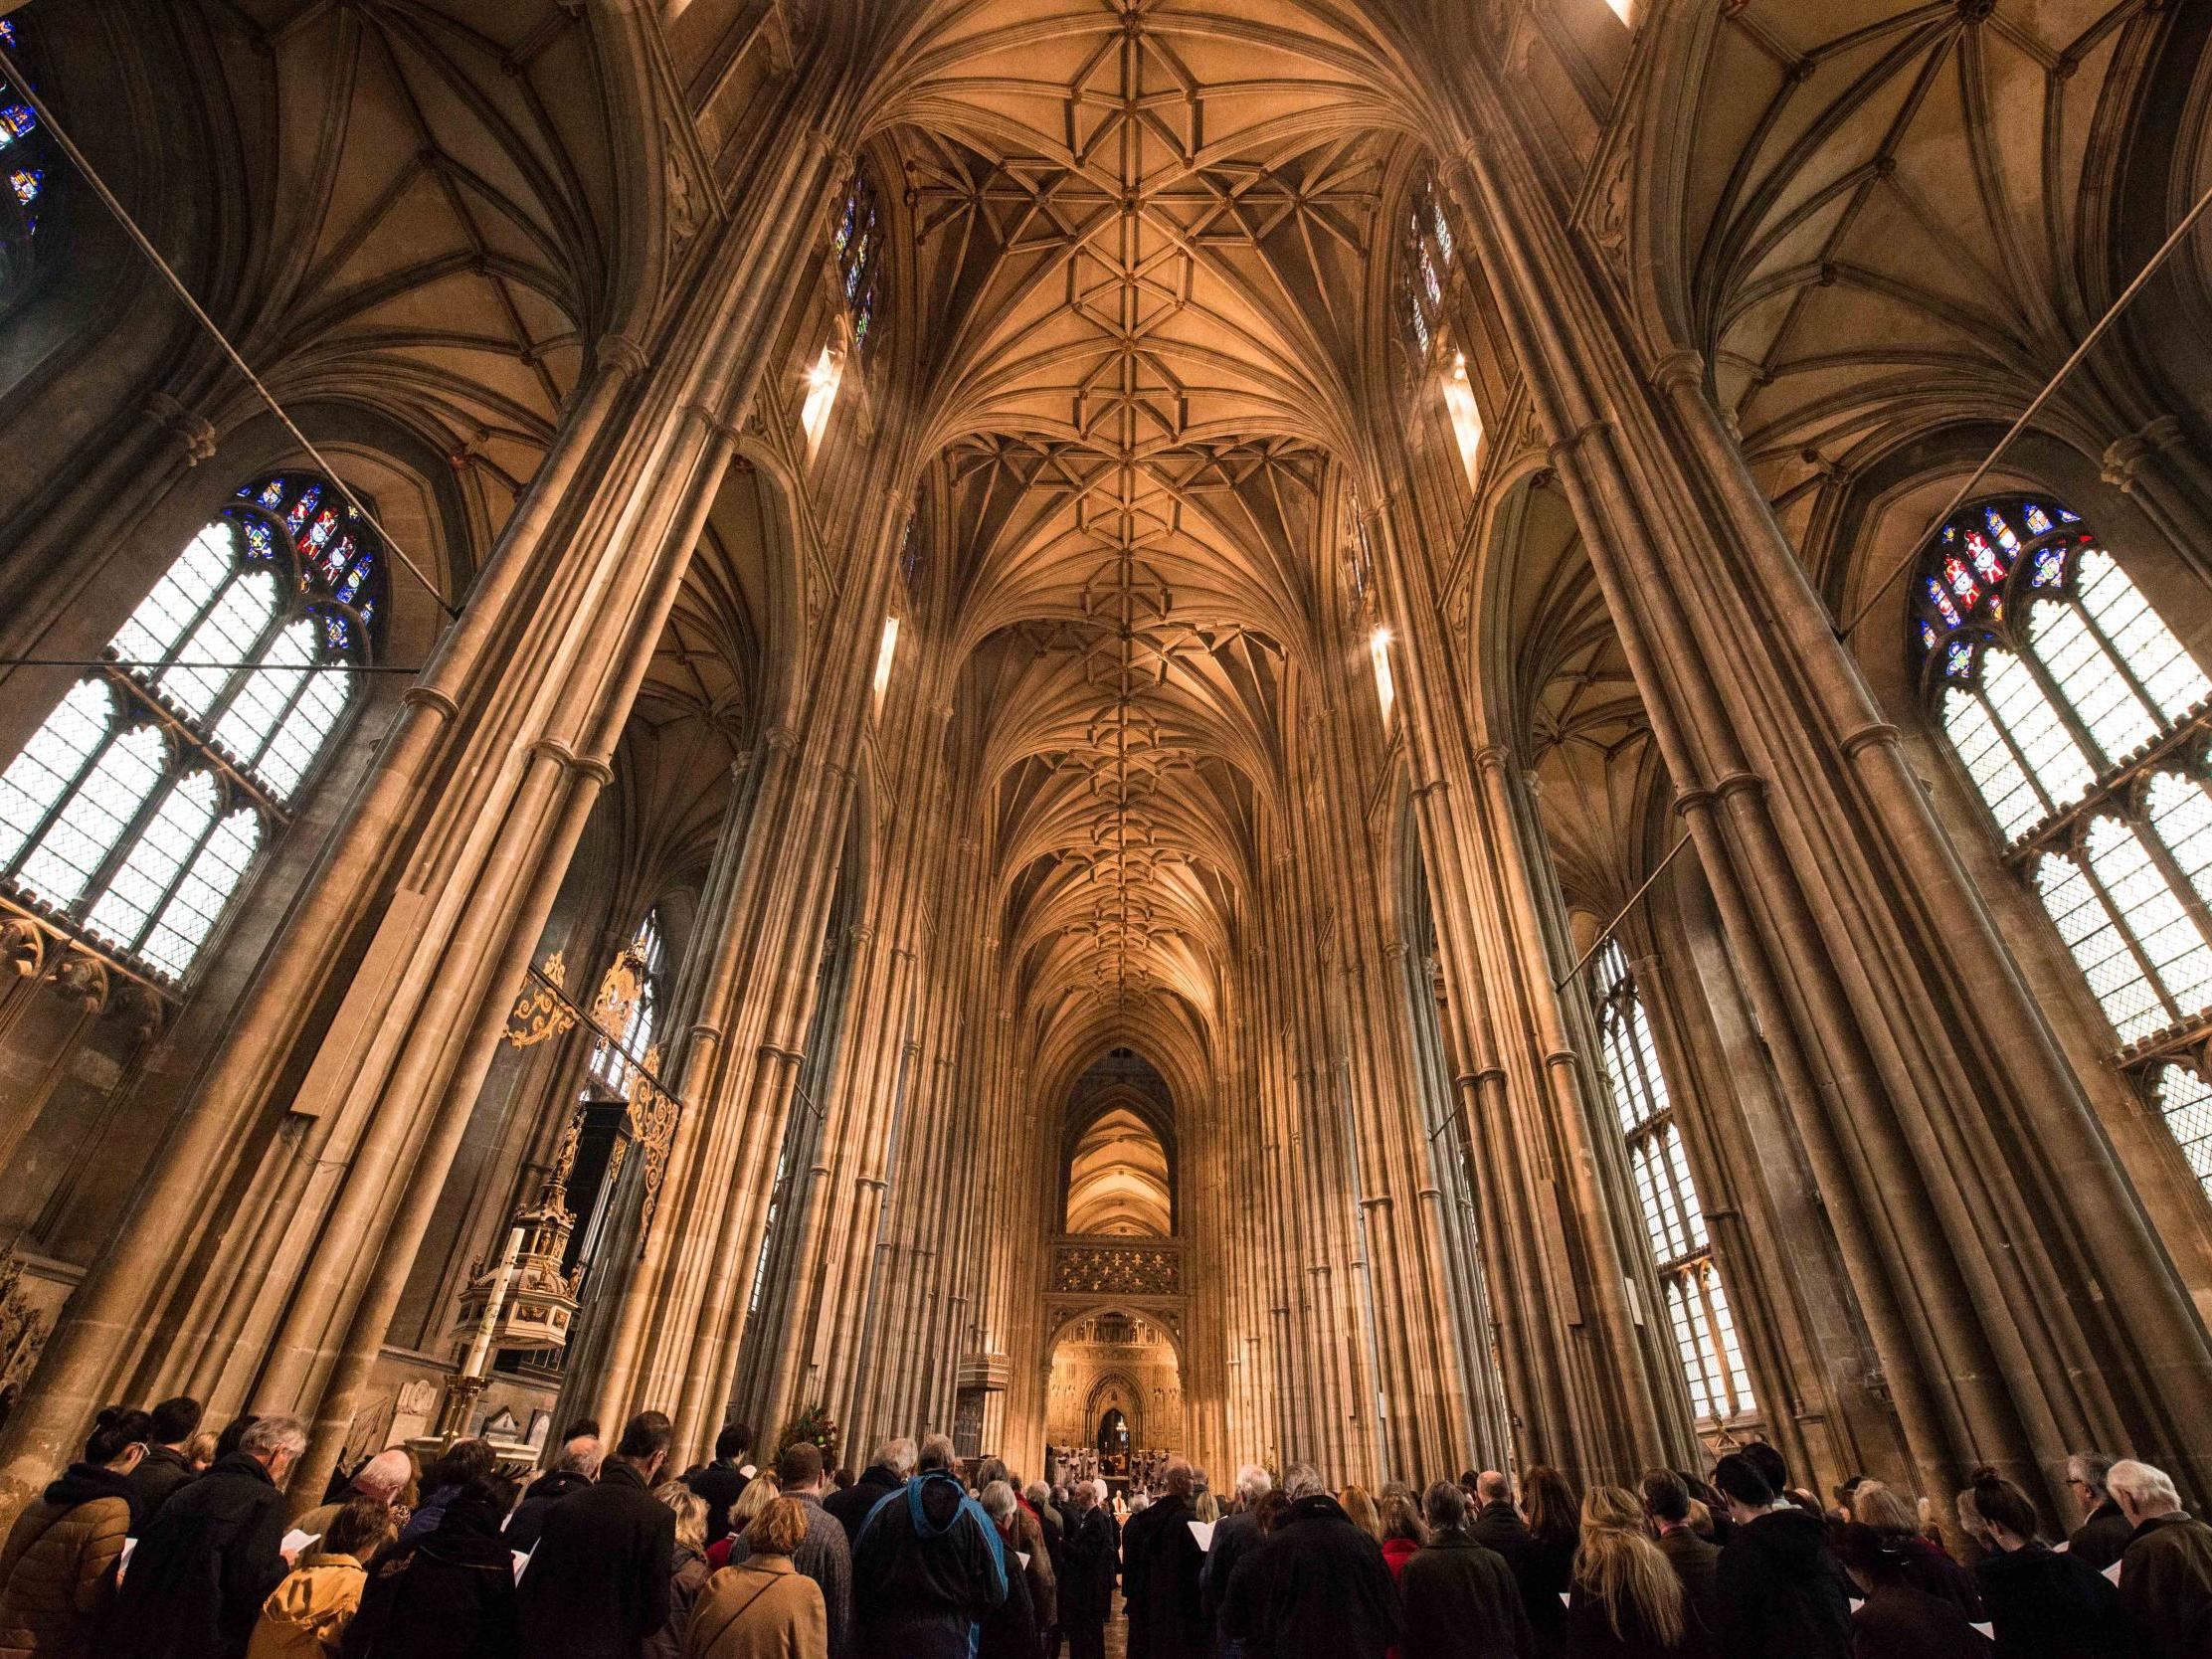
[882,0,1407,1061]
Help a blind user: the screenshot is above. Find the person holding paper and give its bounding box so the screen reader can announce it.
[0,1403,150,1658]
[247,1497,387,1658]
[338,1475,521,1659]
[982,1478,1054,1651]
[1954,1465,2123,1659]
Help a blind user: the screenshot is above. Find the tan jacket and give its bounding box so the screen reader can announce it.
[1006,1505,1056,1629]
[0,1489,130,1658]
[245,1555,367,1658]
[682,1558,827,1659]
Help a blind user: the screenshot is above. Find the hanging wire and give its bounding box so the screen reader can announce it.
[0,39,461,619]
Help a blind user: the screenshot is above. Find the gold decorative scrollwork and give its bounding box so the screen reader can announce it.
[505,951,577,1047]
[628,1042,681,1238]
[591,945,648,1043]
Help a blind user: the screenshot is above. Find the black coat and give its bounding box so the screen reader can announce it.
[505,1467,594,1558]
[125,1447,198,1527]
[340,1497,521,1659]
[1971,1543,2125,1659]
[1894,1537,1984,1621]
[850,1470,1009,1659]
[687,1461,751,1549]
[1123,1493,1207,1659]
[977,1545,1039,1659]
[1057,1506,1117,1627]
[1564,1591,1707,1659]
[1397,1532,1533,1659]
[825,1464,904,1548]
[516,1459,674,1659]
[1202,1510,1263,1626]
[1849,1584,1992,1659]
[109,1451,289,1659]
[1715,1507,1851,1659]
[1654,1528,1723,1640]
[1518,1530,1577,1657]
[1218,1494,1400,1659]
[2064,1505,2132,1576]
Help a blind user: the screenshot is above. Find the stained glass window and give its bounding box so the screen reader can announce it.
[1594,940,1755,1428]
[834,169,881,357]
[589,909,665,1093]
[1402,177,1461,366]
[1917,494,2212,1199]
[0,471,384,983]
[0,16,57,299]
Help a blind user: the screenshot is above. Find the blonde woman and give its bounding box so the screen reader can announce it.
[684,1496,826,1659]
[645,1483,713,1659]
[1339,1484,1382,1542]
[1565,1486,1699,1658]
[707,1474,781,1572]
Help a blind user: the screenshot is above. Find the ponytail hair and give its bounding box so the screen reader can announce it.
[86,1406,153,1466]
[1962,1465,2040,1543]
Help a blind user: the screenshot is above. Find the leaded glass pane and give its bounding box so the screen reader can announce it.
[2029,598,2160,767]
[159,567,277,723]
[212,618,320,793]
[0,677,111,873]
[1706,1266,1753,1412]
[2084,817,2212,1037]
[85,769,217,955]
[258,660,350,801]
[110,524,234,668]
[2037,844,2162,1044]
[2147,772,2212,918]
[1980,648,2096,821]
[1941,685,2044,841]
[138,807,260,980]
[14,723,165,910]
[1665,1277,1715,1422]
[2074,548,2211,725]
[2152,1065,2212,1198]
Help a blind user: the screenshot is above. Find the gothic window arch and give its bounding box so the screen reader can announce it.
[1400,175,1484,482]
[0,18,60,303]
[0,471,385,984]
[833,169,881,358]
[1594,940,1754,1430]
[1915,494,2212,1206]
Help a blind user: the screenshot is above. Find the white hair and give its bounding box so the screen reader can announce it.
[1023,1481,1050,1507]
[876,1437,917,1476]
[1235,1464,1271,1503]
[2107,1459,2179,1515]
[981,1479,1015,1520]
[1086,1479,1109,1504]
[1281,1462,1327,1501]
[240,1414,308,1459]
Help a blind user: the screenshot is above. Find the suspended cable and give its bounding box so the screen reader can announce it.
[0,40,461,620]
[1836,177,2212,643]
[1555,830,1694,990]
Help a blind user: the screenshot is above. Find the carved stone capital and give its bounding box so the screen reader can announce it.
[1839,721,1901,759]
[528,737,615,786]
[403,684,461,720]
[597,332,651,379]
[143,392,218,467]
[1648,349,1706,394]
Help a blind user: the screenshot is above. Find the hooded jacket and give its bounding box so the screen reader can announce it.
[338,1493,518,1659]
[110,1451,291,1659]
[245,1556,366,1658]
[0,1462,139,1658]
[1713,1506,1850,1659]
[849,1470,1007,1659]
[1970,1543,2125,1659]
[1217,1494,1400,1659]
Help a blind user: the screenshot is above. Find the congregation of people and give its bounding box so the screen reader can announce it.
[0,1391,2205,1659]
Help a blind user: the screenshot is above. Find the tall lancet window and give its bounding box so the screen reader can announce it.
[589,908,665,1093]
[0,472,384,983]
[1916,495,2212,1206]
[1402,177,1483,483]
[1594,941,1754,1429]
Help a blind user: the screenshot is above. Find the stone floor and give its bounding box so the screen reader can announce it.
[1104,1610,1127,1659]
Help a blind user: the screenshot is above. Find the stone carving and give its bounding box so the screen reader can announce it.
[1051,1241,1180,1296]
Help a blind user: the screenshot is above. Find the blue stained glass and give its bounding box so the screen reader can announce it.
[1919,621,1938,653]
[303,508,338,554]
[1926,578,1961,630]
[2032,546,2068,589]
[1964,530,2005,584]
[833,200,854,256]
[321,615,350,651]
[1942,524,1958,544]
[2058,505,2081,523]
[1984,508,2021,553]
[358,598,375,624]
[1946,641,1975,680]
[0,20,19,45]
[257,477,286,509]
[239,519,276,560]
[2024,503,2055,536]
[337,557,371,604]
[285,484,321,536]
[9,167,39,208]
[0,104,35,146]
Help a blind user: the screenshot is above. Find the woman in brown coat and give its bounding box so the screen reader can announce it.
[683,1498,826,1659]
[0,1405,151,1658]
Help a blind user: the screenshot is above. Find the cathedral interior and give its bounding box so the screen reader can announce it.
[0,0,2209,1532]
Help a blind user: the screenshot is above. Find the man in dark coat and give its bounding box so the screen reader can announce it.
[1218,1465,1399,1659]
[1468,1469,1531,1571]
[1056,1480,1118,1659]
[1711,1452,1851,1659]
[340,1474,521,1659]
[1200,1466,1270,1639]
[1121,1458,1207,1659]
[109,1412,305,1659]
[2065,1451,2136,1574]
[504,1434,600,1557]
[125,1395,204,1526]
[1397,1482,1532,1659]
[2110,1458,2212,1659]
[685,1421,752,1549]
[850,1433,1007,1659]
[824,1435,914,1546]
[516,1409,676,1659]
[1639,1468,1723,1636]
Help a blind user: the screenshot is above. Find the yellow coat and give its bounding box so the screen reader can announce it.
[682,1558,827,1659]
[244,1555,367,1658]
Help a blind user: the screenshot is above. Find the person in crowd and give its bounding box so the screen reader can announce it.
[689,1426,755,1553]
[1833,1523,1987,1659]
[2107,1458,2212,1659]
[832,1471,854,1493]
[128,1397,204,1525]
[709,1474,779,1572]
[1397,1480,1531,1659]
[212,1417,261,1467]
[112,1411,306,1659]
[1339,1484,1382,1543]
[1678,1476,1730,1550]
[1218,1462,1398,1659]
[0,1404,149,1657]
[339,1474,519,1659]
[1471,1469,1533,1570]
[517,1410,677,1659]
[1832,1476,1870,1528]
[824,1439,913,1548]
[1057,1480,1116,1659]
[770,1441,851,1659]
[1024,1479,1065,1657]
[1710,1450,1850,1659]
[1566,1486,1702,1659]
[683,1497,826,1659]
[2061,1454,2132,1576]
[974,1506,1038,1659]
[186,1433,221,1475]
[1122,1457,1204,1659]
[1638,1469,1721,1639]
[397,1440,495,1548]
[290,1450,413,1565]
[506,1435,602,1558]
[983,1480,1054,1659]
[1853,1482,1982,1619]
[545,1419,600,1469]
[849,1432,1005,1659]
[248,1497,387,1659]
[645,1484,713,1659]
[1200,1464,1270,1647]
[1517,1465,1579,1659]
[1378,1492,1425,1583]
[1953,1464,2122,1659]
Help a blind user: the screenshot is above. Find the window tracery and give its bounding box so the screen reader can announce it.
[1401,176,1484,481]
[0,18,56,302]
[0,471,382,984]
[1594,941,1754,1429]
[1916,494,2212,1206]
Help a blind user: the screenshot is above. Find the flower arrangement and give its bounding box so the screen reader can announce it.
[776,1402,841,1471]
